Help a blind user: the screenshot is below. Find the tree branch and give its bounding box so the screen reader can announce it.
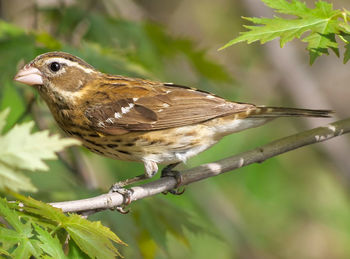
[50,118,350,214]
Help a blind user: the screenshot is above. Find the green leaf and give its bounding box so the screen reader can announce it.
[0,110,80,192]
[0,247,10,256]
[219,0,348,63]
[262,0,310,17]
[0,21,24,37]
[65,214,125,259]
[0,199,32,235]
[225,16,326,47]
[0,198,42,258]
[0,121,80,171]
[0,163,37,192]
[342,34,350,63]
[67,239,88,259]
[13,194,126,258]
[35,32,62,50]
[135,198,206,251]
[33,223,67,259]
[0,108,10,133]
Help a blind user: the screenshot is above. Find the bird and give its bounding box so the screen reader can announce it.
[14,51,332,192]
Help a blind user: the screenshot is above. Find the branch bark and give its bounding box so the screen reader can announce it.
[51,118,350,214]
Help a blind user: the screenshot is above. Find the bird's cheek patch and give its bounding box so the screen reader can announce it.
[14,66,43,86]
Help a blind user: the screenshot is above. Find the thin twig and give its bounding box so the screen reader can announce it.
[50,118,350,214]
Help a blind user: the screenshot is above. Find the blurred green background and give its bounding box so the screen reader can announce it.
[1,0,350,258]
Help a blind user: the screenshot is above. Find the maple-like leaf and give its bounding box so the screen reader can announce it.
[0,198,42,258]
[0,109,80,192]
[33,223,68,259]
[220,0,350,64]
[0,194,126,258]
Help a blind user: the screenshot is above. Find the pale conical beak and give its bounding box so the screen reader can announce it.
[14,65,43,86]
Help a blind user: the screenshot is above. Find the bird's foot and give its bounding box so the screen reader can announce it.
[161,163,185,195]
[109,184,134,214]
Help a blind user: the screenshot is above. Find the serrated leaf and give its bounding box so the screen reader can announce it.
[0,162,37,192]
[0,110,80,192]
[0,198,32,234]
[0,121,80,171]
[262,0,310,17]
[219,0,347,63]
[251,17,325,46]
[11,239,42,259]
[311,1,338,18]
[11,194,67,224]
[12,194,126,258]
[303,18,339,64]
[65,214,125,259]
[0,198,42,258]
[33,223,67,259]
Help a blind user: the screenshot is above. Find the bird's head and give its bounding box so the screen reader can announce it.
[14,51,101,105]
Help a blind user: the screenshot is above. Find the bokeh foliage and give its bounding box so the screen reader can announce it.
[1,0,350,258]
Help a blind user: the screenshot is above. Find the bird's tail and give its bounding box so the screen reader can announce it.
[249,106,333,118]
[211,106,333,136]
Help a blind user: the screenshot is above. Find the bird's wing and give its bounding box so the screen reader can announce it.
[84,82,255,135]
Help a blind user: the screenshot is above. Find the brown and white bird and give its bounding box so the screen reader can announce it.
[14,52,331,188]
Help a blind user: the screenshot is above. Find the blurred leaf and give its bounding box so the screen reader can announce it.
[0,108,10,133]
[0,120,80,171]
[342,34,350,63]
[0,247,10,256]
[36,32,62,50]
[0,109,80,192]
[0,20,24,37]
[0,82,26,130]
[135,198,206,251]
[144,23,232,82]
[0,163,37,192]
[41,6,232,83]
[138,229,157,259]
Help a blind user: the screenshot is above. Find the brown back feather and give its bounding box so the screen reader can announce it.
[84,81,255,134]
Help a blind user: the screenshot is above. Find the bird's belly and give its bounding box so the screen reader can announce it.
[62,115,269,164]
[75,124,218,164]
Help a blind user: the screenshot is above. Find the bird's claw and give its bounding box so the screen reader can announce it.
[115,205,130,214]
[163,186,186,195]
[109,185,133,214]
[161,168,185,195]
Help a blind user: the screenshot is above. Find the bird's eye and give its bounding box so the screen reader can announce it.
[49,62,61,72]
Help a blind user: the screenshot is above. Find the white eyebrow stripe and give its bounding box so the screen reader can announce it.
[45,57,95,74]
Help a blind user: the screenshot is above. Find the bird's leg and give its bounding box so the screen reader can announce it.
[109,174,148,191]
[161,162,185,195]
[109,160,158,190]
[109,161,159,213]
